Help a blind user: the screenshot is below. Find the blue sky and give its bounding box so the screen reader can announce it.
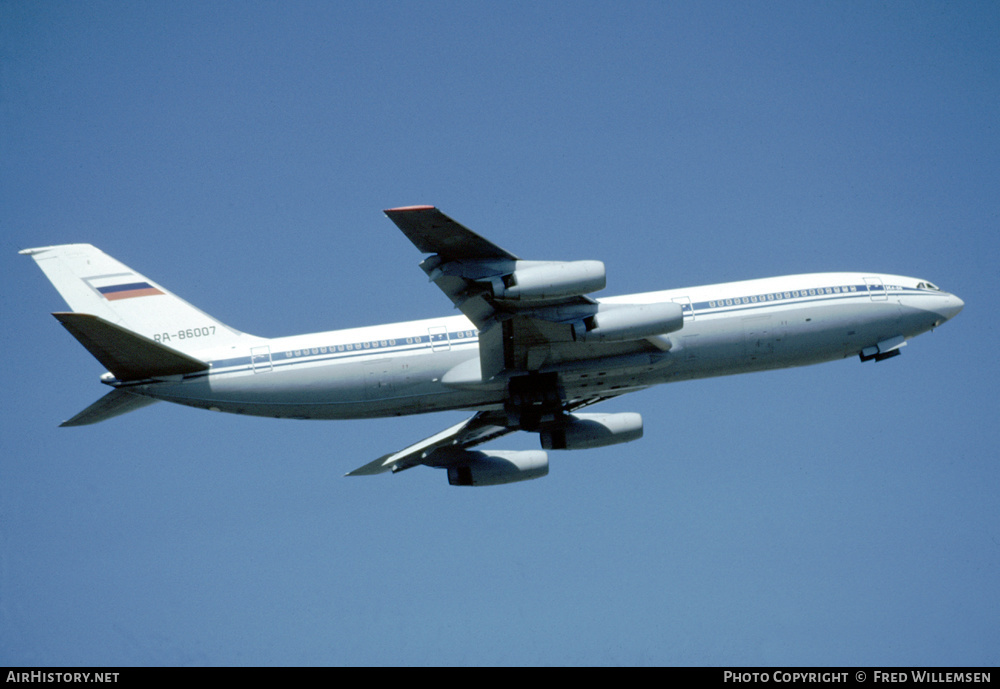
[2,1,997,666]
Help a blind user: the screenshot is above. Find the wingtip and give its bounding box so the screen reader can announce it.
[384,205,436,213]
[345,452,398,476]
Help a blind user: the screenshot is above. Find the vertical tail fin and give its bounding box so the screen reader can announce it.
[21,244,254,354]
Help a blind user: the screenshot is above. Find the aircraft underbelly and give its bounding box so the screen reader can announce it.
[139,347,499,420]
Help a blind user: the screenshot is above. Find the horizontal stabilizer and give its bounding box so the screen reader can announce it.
[60,388,159,427]
[53,312,209,382]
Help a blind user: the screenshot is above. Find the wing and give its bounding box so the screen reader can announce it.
[345,410,514,476]
[365,206,683,485]
[345,397,624,482]
[383,206,681,381]
[383,206,518,262]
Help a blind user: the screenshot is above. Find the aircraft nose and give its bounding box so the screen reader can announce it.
[938,293,964,322]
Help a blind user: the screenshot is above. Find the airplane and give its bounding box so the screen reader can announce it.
[21,205,964,486]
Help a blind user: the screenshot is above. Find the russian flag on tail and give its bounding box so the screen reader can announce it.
[96,281,164,301]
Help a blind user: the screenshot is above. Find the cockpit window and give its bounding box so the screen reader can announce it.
[916,282,941,291]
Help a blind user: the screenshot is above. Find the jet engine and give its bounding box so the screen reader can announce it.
[573,302,684,342]
[446,450,549,486]
[491,260,607,301]
[539,412,644,450]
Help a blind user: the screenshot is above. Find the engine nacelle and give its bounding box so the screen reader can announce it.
[492,260,606,301]
[574,302,684,342]
[446,450,549,487]
[540,412,644,450]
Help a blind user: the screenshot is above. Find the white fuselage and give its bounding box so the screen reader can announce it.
[129,272,963,420]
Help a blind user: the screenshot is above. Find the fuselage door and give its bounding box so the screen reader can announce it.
[251,345,273,373]
[672,296,695,322]
[864,277,887,301]
[428,325,450,352]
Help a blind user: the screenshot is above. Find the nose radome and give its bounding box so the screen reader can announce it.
[940,294,964,322]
